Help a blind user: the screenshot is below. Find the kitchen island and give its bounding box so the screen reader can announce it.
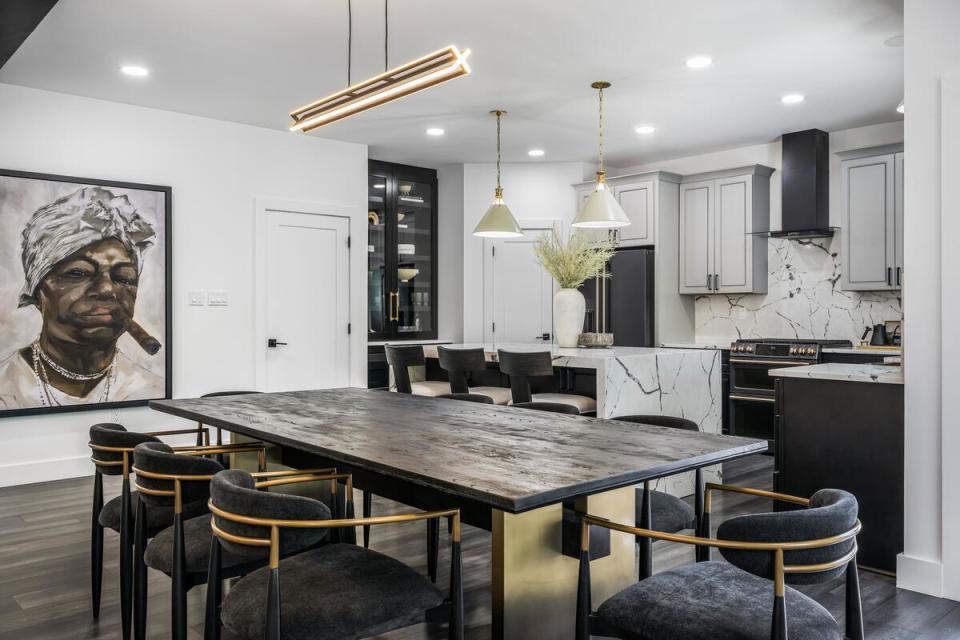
[423,343,723,495]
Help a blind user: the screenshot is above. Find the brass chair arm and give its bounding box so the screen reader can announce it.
[250,467,337,479]
[144,427,211,439]
[132,465,218,484]
[703,483,810,512]
[210,501,459,533]
[174,442,267,455]
[254,471,351,490]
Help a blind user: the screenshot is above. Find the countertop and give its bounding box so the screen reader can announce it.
[820,346,901,356]
[769,363,903,385]
[658,342,728,350]
[368,338,451,347]
[422,342,718,362]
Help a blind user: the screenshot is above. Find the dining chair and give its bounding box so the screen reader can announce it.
[575,485,863,640]
[437,392,495,403]
[437,346,512,405]
[130,440,276,640]
[612,415,702,579]
[209,468,465,640]
[88,422,213,640]
[497,349,597,414]
[385,345,450,396]
[512,401,581,414]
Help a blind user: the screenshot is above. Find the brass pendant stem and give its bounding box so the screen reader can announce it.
[590,81,611,175]
[490,109,507,196]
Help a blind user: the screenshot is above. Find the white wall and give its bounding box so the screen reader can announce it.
[899,0,960,599]
[461,162,590,342]
[437,164,465,343]
[0,83,368,487]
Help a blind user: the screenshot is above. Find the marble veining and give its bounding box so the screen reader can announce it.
[769,363,903,385]
[696,237,901,343]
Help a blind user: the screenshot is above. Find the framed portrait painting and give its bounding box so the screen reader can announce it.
[0,169,172,418]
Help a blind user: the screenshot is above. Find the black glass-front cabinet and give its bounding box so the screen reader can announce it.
[368,160,438,341]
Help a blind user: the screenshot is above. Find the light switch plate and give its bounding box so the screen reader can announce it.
[207,290,229,306]
[188,290,206,306]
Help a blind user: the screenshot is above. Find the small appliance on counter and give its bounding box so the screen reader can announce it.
[861,321,901,347]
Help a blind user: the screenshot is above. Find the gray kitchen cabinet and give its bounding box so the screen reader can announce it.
[613,179,655,245]
[679,165,772,294]
[840,152,903,291]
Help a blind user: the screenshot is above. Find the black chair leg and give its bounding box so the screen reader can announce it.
[204,535,223,640]
[428,518,440,583]
[266,567,281,640]
[845,560,864,640]
[91,472,104,619]
[363,491,372,548]
[448,533,463,640]
[639,481,652,581]
[133,500,148,640]
[172,513,188,640]
[575,547,591,640]
[344,488,357,545]
[695,468,708,562]
[772,592,787,640]
[119,478,133,640]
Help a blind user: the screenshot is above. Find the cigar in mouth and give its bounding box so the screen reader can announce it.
[126,320,162,355]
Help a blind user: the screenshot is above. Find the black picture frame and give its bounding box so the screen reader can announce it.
[0,168,172,418]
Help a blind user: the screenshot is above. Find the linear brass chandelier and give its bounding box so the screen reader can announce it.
[290,1,471,133]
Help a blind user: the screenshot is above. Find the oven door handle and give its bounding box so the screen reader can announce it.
[729,394,777,404]
[729,358,811,366]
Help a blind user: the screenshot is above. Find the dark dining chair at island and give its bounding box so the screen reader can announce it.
[209,468,464,640]
[88,422,217,640]
[612,415,702,579]
[385,344,450,396]
[497,349,597,415]
[130,439,273,640]
[437,346,512,405]
[575,485,864,640]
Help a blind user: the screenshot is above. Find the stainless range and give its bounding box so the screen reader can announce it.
[727,338,852,449]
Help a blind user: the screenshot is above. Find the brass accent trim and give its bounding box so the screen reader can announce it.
[774,548,785,597]
[580,519,590,552]
[590,81,611,90]
[451,512,462,544]
[705,483,811,507]
[209,499,458,531]
[728,394,776,404]
[144,427,210,445]
[269,526,280,569]
[784,546,859,574]
[210,517,270,547]
[251,467,337,479]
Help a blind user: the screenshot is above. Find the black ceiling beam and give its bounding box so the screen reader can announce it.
[0,0,60,70]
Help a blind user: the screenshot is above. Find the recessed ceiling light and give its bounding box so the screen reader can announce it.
[781,94,805,104]
[528,148,545,157]
[120,65,149,77]
[685,56,713,69]
[425,127,445,136]
[634,125,656,135]
[896,101,905,114]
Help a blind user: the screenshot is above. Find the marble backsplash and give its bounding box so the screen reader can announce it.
[695,237,902,343]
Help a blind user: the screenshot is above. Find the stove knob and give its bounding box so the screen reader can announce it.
[789,346,796,355]
[806,347,816,356]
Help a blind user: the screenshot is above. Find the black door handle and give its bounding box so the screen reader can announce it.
[267,339,288,348]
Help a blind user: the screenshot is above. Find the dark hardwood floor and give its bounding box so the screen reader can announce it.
[0,455,956,639]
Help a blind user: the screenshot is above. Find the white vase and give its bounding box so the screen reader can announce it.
[553,288,586,348]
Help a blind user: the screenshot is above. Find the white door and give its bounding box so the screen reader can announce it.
[714,174,752,292]
[489,225,555,344]
[265,211,351,391]
[841,154,895,291]
[614,180,655,245]
[679,180,714,294]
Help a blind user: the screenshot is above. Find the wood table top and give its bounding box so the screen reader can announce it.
[150,388,765,513]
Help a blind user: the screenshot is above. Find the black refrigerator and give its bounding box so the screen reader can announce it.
[581,246,655,347]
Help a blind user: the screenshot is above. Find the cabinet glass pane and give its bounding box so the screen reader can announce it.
[395,179,433,334]
[368,175,387,334]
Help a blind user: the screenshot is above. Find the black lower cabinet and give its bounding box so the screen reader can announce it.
[774,377,903,574]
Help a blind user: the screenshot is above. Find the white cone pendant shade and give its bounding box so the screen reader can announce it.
[574,174,630,228]
[473,110,523,238]
[573,81,631,229]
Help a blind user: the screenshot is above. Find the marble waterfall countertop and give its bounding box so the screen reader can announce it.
[424,343,724,497]
[769,363,903,385]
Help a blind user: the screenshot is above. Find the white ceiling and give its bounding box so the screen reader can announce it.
[0,0,904,169]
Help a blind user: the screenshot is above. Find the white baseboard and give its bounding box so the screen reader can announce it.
[0,455,91,488]
[897,553,944,597]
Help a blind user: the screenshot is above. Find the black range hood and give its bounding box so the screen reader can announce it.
[771,128,835,239]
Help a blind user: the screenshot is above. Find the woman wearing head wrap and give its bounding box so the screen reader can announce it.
[0,186,164,409]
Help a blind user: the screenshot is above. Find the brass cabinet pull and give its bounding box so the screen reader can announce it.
[389,291,400,321]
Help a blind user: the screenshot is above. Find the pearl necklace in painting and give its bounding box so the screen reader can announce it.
[30,342,116,407]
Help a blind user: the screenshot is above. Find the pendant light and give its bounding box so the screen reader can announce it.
[473,110,523,238]
[573,81,631,228]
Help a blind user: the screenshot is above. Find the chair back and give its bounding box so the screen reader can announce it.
[89,423,161,476]
[613,415,699,431]
[437,347,486,393]
[133,442,223,509]
[718,488,859,585]
[438,393,495,404]
[513,401,580,415]
[497,350,555,403]
[210,469,331,559]
[385,345,425,394]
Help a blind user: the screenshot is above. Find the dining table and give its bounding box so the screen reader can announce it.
[150,388,766,639]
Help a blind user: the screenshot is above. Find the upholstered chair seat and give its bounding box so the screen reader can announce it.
[144,515,252,574]
[512,401,581,414]
[469,385,512,405]
[221,544,445,640]
[410,380,452,397]
[98,491,208,536]
[641,488,696,535]
[531,392,597,413]
[497,350,597,415]
[438,393,495,403]
[596,561,841,640]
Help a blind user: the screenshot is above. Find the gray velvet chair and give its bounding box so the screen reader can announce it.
[437,346,512,405]
[612,415,701,579]
[437,392,495,404]
[512,400,581,414]
[575,485,864,640]
[130,440,278,640]
[210,469,464,640]
[497,349,597,414]
[88,422,214,639]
